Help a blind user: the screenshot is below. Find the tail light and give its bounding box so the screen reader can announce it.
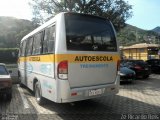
[134,65,142,70]
[57,60,68,80]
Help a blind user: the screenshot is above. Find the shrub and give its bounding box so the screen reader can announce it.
[0,48,19,64]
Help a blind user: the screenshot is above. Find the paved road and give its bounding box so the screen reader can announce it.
[0,74,160,120]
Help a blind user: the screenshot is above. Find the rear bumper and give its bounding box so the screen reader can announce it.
[58,75,120,103]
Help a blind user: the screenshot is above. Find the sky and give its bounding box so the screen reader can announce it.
[0,0,32,20]
[0,0,159,30]
[125,0,160,30]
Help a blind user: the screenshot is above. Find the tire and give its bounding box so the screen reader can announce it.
[35,81,45,105]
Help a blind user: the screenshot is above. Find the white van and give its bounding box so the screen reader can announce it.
[18,12,120,104]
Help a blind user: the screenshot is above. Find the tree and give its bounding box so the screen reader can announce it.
[30,0,132,31]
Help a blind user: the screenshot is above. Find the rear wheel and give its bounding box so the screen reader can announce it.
[35,82,45,105]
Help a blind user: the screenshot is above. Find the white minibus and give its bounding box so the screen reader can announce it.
[18,12,120,104]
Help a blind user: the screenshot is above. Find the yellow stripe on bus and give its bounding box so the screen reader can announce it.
[19,54,120,63]
[55,54,120,63]
[19,54,54,62]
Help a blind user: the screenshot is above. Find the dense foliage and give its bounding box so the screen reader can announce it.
[30,0,132,31]
[0,48,18,64]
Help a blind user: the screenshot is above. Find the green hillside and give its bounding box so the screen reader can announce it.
[152,26,160,34]
[0,17,37,48]
[117,24,159,46]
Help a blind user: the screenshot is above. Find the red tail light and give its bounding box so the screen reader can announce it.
[134,65,142,70]
[57,60,68,80]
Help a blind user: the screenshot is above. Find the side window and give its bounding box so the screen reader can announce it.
[21,40,27,56]
[32,32,43,55]
[43,29,49,54]
[48,26,55,53]
[43,25,55,54]
[26,37,34,56]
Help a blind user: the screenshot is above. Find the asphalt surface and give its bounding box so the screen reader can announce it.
[0,74,160,120]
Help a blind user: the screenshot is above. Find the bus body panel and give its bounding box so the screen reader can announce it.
[54,53,120,103]
[26,55,56,101]
[68,58,117,88]
[54,53,119,87]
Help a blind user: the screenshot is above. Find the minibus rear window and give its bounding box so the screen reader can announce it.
[65,14,117,51]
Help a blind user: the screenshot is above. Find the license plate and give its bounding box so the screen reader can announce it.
[145,68,148,70]
[89,88,105,96]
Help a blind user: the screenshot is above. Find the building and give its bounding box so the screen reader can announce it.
[121,43,160,60]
